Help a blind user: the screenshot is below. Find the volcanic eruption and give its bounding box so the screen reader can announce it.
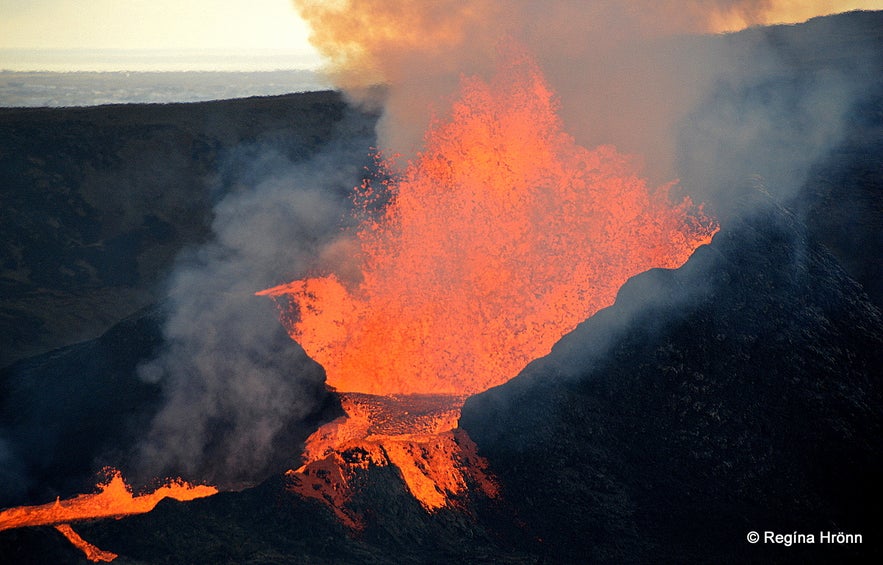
[258,46,716,519]
[3,2,880,562]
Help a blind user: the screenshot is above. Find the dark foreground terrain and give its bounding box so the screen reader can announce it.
[0,90,370,368]
[1,11,882,564]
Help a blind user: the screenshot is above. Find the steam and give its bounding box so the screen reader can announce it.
[137,1,879,486]
[294,0,880,213]
[675,20,882,221]
[134,111,373,487]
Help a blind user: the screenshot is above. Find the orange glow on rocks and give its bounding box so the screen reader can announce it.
[0,469,216,561]
[288,394,497,527]
[259,49,717,396]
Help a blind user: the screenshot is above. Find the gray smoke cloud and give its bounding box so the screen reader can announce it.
[289,2,883,409]
[134,111,373,487]
[674,17,883,222]
[296,1,880,215]
[134,4,881,487]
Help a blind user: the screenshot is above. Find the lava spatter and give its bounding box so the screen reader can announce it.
[260,48,716,396]
[287,394,497,528]
[264,47,716,519]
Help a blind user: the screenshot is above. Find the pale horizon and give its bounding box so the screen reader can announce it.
[0,48,324,73]
[0,0,325,72]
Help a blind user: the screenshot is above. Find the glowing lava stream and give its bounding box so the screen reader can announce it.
[261,48,717,518]
[54,524,118,563]
[286,393,498,528]
[0,469,216,562]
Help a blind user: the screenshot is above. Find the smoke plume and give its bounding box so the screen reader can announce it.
[137,1,881,487]
[134,111,374,487]
[675,16,883,222]
[294,0,881,214]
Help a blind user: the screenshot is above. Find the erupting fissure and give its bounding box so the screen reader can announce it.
[262,49,717,517]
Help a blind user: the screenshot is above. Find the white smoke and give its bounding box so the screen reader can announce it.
[295,1,881,218]
[134,110,373,487]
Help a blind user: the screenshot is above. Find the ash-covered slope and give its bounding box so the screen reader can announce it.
[0,302,337,509]
[0,307,164,506]
[461,200,883,563]
[676,10,883,308]
[0,91,375,368]
[5,195,879,565]
[1,12,882,564]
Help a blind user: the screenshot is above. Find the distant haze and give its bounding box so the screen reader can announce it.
[0,0,324,72]
[0,69,331,108]
[0,0,328,106]
[0,48,323,73]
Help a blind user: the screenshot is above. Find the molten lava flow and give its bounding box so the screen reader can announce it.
[263,48,716,520]
[0,469,217,531]
[54,524,118,563]
[259,49,717,396]
[0,469,216,561]
[288,394,497,528]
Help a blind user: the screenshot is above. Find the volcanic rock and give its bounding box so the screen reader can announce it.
[0,303,339,509]
[0,91,377,368]
[461,200,883,563]
[5,194,879,564]
[1,12,882,563]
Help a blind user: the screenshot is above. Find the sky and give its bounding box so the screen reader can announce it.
[2,1,882,72]
[0,0,325,71]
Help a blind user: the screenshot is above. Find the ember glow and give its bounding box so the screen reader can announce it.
[260,48,716,515]
[0,469,216,561]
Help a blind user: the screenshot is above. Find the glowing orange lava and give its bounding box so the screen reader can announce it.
[260,49,717,396]
[54,524,118,563]
[0,469,217,531]
[288,394,497,527]
[264,48,716,518]
[0,469,216,561]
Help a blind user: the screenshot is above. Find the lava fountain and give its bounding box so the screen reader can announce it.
[259,49,717,520]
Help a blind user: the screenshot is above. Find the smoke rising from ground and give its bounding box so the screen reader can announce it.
[675,18,883,222]
[134,113,373,487]
[135,3,880,487]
